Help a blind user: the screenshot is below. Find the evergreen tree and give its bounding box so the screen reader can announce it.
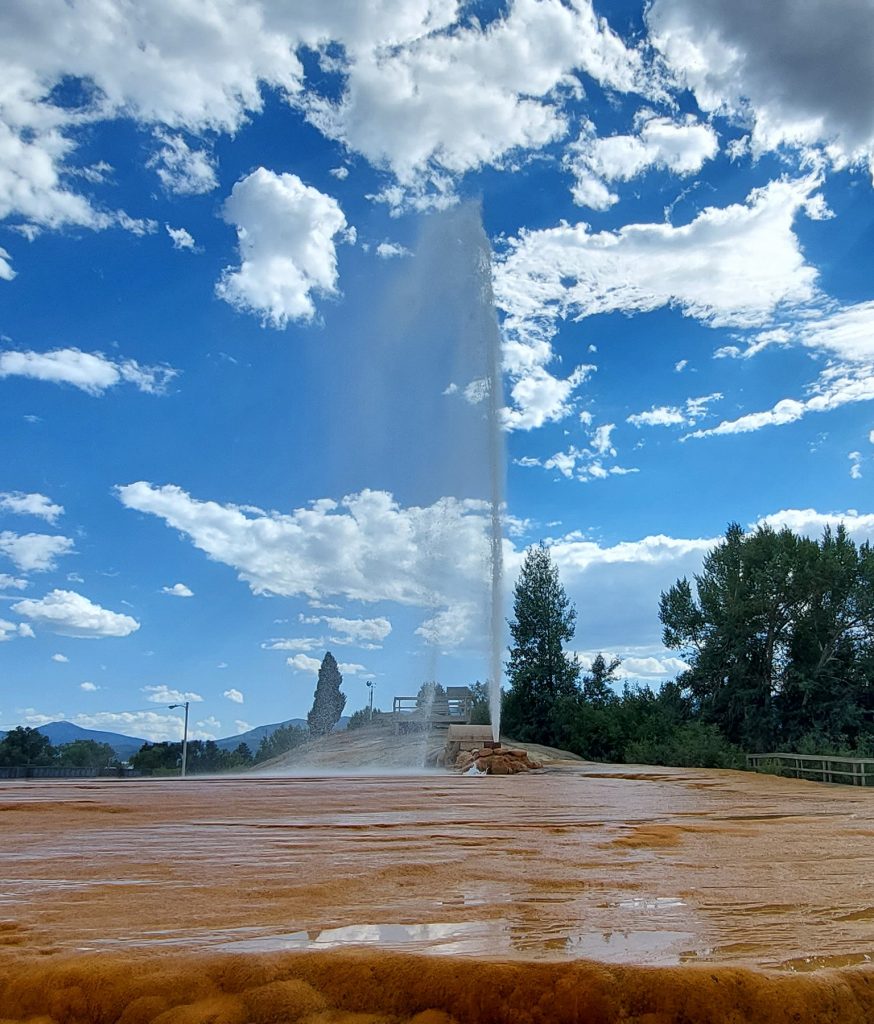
[307,652,347,736]
[503,543,580,743]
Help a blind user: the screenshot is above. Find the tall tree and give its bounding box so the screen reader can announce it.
[307,652,347,736]
[660,523,874,751]
[0,726,56,766]
[503,543,580,743]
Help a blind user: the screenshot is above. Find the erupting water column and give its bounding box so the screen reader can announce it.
[469,213,506,743]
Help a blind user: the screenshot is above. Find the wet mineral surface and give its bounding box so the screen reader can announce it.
[2,764,874,1022]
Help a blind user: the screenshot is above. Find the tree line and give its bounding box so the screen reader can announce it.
[501,523,874,766]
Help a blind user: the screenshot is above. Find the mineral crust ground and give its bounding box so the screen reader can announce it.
[3,764,874,1023]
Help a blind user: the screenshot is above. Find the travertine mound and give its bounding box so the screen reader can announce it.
[455,745,543,774]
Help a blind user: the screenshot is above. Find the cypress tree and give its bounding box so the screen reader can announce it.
[307,652,347,736]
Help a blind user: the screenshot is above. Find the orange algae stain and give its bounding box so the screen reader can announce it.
[1,951,874,1024]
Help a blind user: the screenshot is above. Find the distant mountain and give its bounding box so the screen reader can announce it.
[0,715,349,761]
[0,721,149,761]
[215,716,348,752]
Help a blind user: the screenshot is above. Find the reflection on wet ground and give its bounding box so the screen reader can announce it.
[2,763,874,973]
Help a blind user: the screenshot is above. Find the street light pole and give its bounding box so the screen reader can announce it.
[366,681,374,721]
[169,701,190,777]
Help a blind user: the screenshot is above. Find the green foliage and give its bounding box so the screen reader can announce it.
[416,681,446,706]
[346,707,388,730]
[0,726,56,766]
[625,722,744,770]
[307,652,347,736]
[660,523,874,752]
[130,741,180,773]
[255,724,308,762]
[503,544,580,744]
[56,739,117,768]
[467,681,491,725]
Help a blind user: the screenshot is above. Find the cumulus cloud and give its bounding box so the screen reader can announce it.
[495,177,821,352]
[849,452,863,480]
[298,614,392,648]
[0,348,177,395]
[166,225,197,252]
[574,647,691,682]
[0,247,14,281]
[0,619,34,642]
[287,654,366,676]
[51,653,68,662]
[223,688,244,704]
[648,0,874,177]
[375,242,410,259]
[0,531,74,572]
[149,132,218,194]
[12,589,140,637]
[688,364,874,438]
[143,685,204,704]
[216,168,348,328]
[80,681,98,691]
[0,491,63,523]
[71,711,213,743]
[628,393,722,428]
[0,574,28,591]
[567,110,719,209]
[116,483,496,613]
[162,582,194,597]
[303,0,644,203]
[262,637,322,652]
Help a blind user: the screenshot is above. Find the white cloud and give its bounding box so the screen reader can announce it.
[0,574,28,590]
[234,720,251,733]
[303,0,644,202]
[52,653,68,662]
[567,111,718,209]
[648,0,874,178]
[375,241,410,259]
[216,168,348,328]
[116,483,497,619]
[0,247,14,281]
[162,582,194,598]
[223,688,244,704]
[0,348,177,395]
[0,491,63,523]
[574,647,691,681]
[688,363,874,438]
[628,393,722,428]
[166,225,197,252]
[0,531,74,572]
[495,177,821,351]
[674,359,688,373]
[142,684,204,705]
[150,131,217,194]
[197,716,222,732]
[415,603,476,649]
[12,589,140,637]
[299,614,392,648]
[329,166,349,181]
[591,423,616,457]
[287,654,365,676]
[80,681,98,691]
[286,653,322,674]
[0,619,34,642]
[849,451,863,480]
[70,711,211,743]
[262,637,322,652]
[503,363,596,431]
[754,508,874,547]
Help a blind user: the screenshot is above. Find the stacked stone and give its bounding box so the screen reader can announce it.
[455,746,543,774]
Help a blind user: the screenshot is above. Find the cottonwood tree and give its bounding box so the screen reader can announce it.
[307,652,347,736]
[503,543,580,743]
[660,523,874,751]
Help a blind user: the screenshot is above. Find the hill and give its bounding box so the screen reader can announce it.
[1,716,349,761]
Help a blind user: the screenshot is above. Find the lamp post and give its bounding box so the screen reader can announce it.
[366,680,374,721]
[169,701,190,777]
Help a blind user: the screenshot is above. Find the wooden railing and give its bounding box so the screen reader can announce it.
[392,693,470,732]
[747,751,874,786]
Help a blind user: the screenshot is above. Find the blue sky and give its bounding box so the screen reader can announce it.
[2,0,873,742]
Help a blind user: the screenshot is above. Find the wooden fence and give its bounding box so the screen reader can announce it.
[747,751,874,786]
